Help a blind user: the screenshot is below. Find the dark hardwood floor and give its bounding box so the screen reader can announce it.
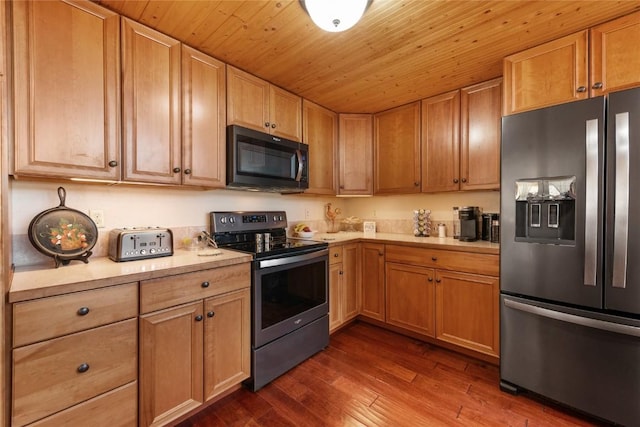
[178,322,610,427]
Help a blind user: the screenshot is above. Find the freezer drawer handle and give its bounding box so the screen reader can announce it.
[612,112,630,289]
[583,118,598,287]
[503,298,640,338]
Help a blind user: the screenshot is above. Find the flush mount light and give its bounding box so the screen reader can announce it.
[300,0,372,33]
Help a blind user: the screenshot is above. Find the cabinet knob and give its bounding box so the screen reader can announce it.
[271,123,276,129]
[108,160,118,167]
[207,311,215,318]
[428,277,433,282]
[379,251,384,256]
[431,256,437,261]
[195,315,203,322]
[435,278,442,283]
[77,363,90,373]
[461,178,467,183]
[453,178,459,184]
[173,167,181,173]
[184,168,192,175]
[264,122,270,128]
[339,185,345,189]
[414,182,420,187]
[334,253,339,257]
[576,86,587,93]
[592,82,603,89]
[77,307,90,316]
[201,281,210,288]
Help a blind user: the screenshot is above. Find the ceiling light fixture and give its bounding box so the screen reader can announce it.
[300,0,372,33]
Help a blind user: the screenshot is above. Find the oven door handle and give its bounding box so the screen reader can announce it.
[258,248,328,269]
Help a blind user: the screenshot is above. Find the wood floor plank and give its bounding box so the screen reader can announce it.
[177,322,608,427]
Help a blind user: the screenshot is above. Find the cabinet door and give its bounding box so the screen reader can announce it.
[360,243,385,321]
[227,65,270,133]
[12,0,120,180]
[182,45,226,188]
[303,100,337,195]
[435,270,499,357]
[374,102,421,194]
[203,289,250,400]
[590,11,640,97]
[342,243,361,321]
[139,301,203,427]
[421,90,460,193]
[338,114,373,195]
[269,85,302,141]
[386,263,436,337]
[329,262,343,332]
[460,78,502,191]
[503,30,588,115]
[122,18,182,184]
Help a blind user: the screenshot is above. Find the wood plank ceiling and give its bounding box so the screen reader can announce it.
[95,0,640,113]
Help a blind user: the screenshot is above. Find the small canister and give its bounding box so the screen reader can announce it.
[491,218,500,243]
[438,223,446,238]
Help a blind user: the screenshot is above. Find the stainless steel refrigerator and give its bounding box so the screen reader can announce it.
[500,87,640,426]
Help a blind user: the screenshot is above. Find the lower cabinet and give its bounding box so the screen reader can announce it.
[360,242,385,321]
[329,243,360,332]
[385,263,436,337]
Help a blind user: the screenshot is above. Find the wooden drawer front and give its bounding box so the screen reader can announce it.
[140,263,251,313]
[13,282,138,347]
[12,319,137,427]
[329,245,343,265]
[29,382,137,427]
[385,245,498,276]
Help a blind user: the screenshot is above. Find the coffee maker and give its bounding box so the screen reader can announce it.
[459,206,480,242]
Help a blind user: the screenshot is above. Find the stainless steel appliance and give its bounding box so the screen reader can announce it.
[500,88,640,426]
[108,227,173,262]
[458,206,480,241]
[210,211,329,391]
[227,125,309,193]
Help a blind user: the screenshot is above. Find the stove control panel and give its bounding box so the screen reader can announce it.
[210,211,287,233]
[108,227,173,262]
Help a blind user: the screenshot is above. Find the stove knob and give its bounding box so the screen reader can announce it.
[228,217,236,224]
[220,217,227,224]
[273,215,278,222]
[140,249,147,255]
[150,248,156,254]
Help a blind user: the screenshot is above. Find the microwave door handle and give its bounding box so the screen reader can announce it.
[295,149,303,182]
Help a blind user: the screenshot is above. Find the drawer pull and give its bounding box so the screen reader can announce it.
[431,256,437,261]
[201,281,210,288]
[428,277,433,282]
[207,311,215,318]
[77,363,90,373]
[195,315,203,322]
[77,307,90,316]
[333,253,339,257]
[435,278,442,283]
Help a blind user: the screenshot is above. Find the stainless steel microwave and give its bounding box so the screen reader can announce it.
[226,125,309,193]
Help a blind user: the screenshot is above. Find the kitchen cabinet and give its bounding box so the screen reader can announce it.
[227,65,302,141]
[386,262,436,337]
[121,18,182,185]
[303,100,338,195]
[360,242,385,321]
[338,114,373,195]
[12,0,121,180]
[181,45,227,188]
[11,283,138,427]
[385,244,499,359]
[329,244,360,332]
[504,12,640,115]
[139,264,251,427]
[374,102,421,194]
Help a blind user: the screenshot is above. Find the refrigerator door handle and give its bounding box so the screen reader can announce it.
[583,119,599,286]
[612,112,630,289]
[504,298,640,338]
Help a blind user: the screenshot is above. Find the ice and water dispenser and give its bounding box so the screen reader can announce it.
[515,176,576,245]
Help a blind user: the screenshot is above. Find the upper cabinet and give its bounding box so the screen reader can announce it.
[504,11,640,115]
[12,0,121,180]
[374,102,421,194]
[121,18,182,185]
[227,66,302,141]
[338,114,373,196]
[303,100,337,195]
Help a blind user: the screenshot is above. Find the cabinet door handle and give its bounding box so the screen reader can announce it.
[577,86,587,93]
[77,307,90,316]
[435,278,442,283]
[428,277,433,282]
[108,160,118,167]
[414,181,420,187]
[461,178,467,183]
[201,281,210,288]
[207,311,215,318]
[378,251,384,256]
[339,271,344,275]
[334,253,340,257]
[195,315,203,322]
[271,123,276,129]
[264,122,270,128]
[592,82,603,89]
[453,178,459,184]
[431,256,437,261]
[184,168,192,175]
[77,363,90,373]
[172,167,181,173]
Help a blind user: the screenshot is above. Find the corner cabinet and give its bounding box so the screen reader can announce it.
[338,114,373,195]
[12,0,121,180]
[303,100,338,195]
[227,65,302,141]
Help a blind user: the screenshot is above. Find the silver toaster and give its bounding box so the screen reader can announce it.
[108,227,173,262]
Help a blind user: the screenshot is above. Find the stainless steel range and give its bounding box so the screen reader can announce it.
[210,211,329,391]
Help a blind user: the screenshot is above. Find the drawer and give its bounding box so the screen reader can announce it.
[29,382,137,427]
[12,319,137,427]
[329,245,343,265]
[385,245,499,276]
[140,263,251,313]
[13,282,138,347]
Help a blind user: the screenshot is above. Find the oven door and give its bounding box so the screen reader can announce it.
[253,248,328,348]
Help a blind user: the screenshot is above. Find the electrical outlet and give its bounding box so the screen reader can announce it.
[89,209,105,228]
[305,209,310,219]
